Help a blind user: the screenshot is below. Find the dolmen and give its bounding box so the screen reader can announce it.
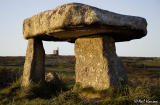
[22,3,147,90]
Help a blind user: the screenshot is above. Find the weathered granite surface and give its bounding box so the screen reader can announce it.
[45,72,60,83]
[22,3,147,89]
[75,36,128,90]
[22,38,45,87]
[23,3,147,42]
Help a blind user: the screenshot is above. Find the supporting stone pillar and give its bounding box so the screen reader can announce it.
[75,36,128,90]
[22,38,45,87]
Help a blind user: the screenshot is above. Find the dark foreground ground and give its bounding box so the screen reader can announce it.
[0,55,159,105]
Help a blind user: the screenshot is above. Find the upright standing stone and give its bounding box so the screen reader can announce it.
[22,3,147,89]
[75,36,128,90]
[22,38,45,87]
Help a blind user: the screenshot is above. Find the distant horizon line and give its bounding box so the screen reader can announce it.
[0,54,160,58]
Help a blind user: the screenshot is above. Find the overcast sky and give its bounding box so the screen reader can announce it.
[0,0,160,57]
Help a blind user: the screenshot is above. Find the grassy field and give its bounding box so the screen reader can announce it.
[0,55,159,105]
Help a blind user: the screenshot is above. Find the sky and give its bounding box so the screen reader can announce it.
[0,0,160,57]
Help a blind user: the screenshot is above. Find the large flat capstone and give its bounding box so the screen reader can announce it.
[23,3,147,42]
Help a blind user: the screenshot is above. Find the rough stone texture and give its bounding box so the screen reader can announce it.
[22,2,147,89]
[23,3,147,42]
[75,36,128,90]
[45,72,60,83]
[22,38,45,87]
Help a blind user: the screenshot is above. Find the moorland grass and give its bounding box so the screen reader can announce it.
[0,56,159,105]
[0,76,159,105]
